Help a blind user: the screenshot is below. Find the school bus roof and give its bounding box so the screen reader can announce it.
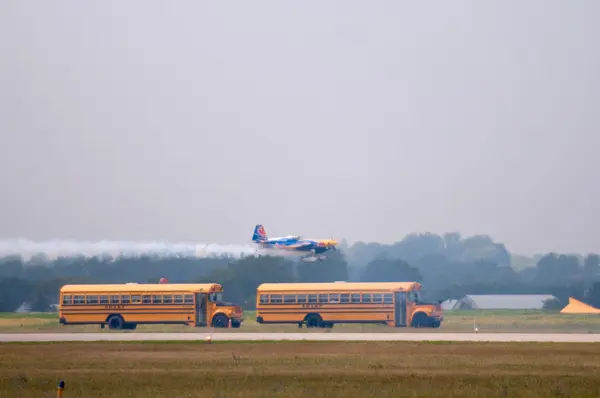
[60,283,222,294]
[256,282,422,292]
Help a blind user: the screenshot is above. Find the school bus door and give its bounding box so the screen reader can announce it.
[195,293,208,326]
[394,292,407,326]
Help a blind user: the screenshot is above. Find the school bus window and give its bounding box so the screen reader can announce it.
[110,295,120,304]
[308,294,317,303]
[87,296,99,304]
[174,295,183,304]
[297,294,307,303]
[121,295,130,304]
[340,293,350,303]
[184,295,194,304]
[329,294,340,303]
[284,294,296,304]
[373,294,382,303]
[350,293,361,303]
[271,295,282,304]
[362,294,372,303]
[99,295,108,304]
[142,295,151,304]
[62,295,72,305]
[259,294,268,304]
[131,295,141,304]
[318,294,328,304]
[163,295,173,304]
[384,293,393,304]
[152,295,162,304]
[74,295,85,304]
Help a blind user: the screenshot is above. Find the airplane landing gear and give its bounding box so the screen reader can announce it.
[301,255,326,262]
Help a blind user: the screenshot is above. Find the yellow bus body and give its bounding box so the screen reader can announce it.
[255,281,443,328]
[59,283,244,330]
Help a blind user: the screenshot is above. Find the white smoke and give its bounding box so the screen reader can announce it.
[0,238,258,262]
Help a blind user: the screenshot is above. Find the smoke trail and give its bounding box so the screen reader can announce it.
[0,238,258,262]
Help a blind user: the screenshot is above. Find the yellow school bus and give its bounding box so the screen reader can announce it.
[255,281,443,328]
[59,283,243,330]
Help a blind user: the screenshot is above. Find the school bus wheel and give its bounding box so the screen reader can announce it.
[106,315,124,330]
[304,313,322,328]
[212,313,228,328]
[411,312,430,328]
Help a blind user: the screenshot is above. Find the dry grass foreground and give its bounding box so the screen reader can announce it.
[1,341,600,397]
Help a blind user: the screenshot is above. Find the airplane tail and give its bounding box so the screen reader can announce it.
[252,225,268,243]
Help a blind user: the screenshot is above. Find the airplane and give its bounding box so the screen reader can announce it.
[251,224,338,262]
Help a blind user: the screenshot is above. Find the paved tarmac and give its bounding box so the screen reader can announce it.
[1,332,600,343]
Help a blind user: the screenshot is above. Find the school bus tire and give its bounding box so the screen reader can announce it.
[304,313,323,328]
[411,312,431,328]
[212,313,229,328]
[106,314,124,330]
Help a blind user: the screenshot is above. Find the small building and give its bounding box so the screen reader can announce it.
[449,294,557,310]
[441,299,459,310]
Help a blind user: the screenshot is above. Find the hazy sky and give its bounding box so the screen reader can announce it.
[1,1,598,256]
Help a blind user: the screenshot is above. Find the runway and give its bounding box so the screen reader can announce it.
[1,332,600,343]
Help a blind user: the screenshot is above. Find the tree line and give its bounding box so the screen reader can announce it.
[0,231,599,312]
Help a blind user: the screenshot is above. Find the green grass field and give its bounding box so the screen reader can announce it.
[1,341,599,397]
[0,309,599,333]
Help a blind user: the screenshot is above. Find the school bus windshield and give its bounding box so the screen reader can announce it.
[209,292,223,302]
[408,291,422,303]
